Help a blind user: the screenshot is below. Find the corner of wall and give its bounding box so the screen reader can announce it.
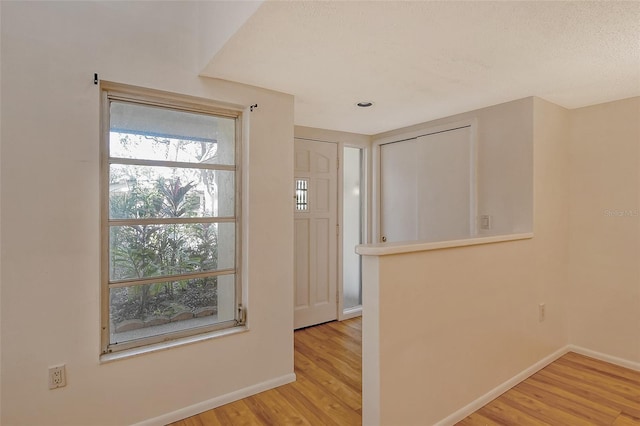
[567,97,640,363]
[0,0,4,417]
[197,1,264,75]
[531,97,572,348]
[362,97,573,425]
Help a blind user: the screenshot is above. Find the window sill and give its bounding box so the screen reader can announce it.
[100,325,249,363]
[355,233,533,256]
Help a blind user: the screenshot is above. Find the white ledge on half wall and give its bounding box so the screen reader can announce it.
[355,233,534,256]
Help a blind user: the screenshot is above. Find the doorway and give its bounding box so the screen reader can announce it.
[294,138,338,329]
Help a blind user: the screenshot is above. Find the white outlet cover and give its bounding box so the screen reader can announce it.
[48,365,66,389]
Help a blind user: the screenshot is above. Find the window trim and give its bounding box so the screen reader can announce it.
[100,82,244,355]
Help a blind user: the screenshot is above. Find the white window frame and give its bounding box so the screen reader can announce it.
[100,82,244,356]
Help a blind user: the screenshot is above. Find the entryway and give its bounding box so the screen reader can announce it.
[294,138,338,329]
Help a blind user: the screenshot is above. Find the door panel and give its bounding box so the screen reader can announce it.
[417,128,472,241]
[294,139,338,329]
[315,218,330,304]
[380,139,418,242]
[380,126,473,243]
[294,219,310,307]
[315,178,331,211]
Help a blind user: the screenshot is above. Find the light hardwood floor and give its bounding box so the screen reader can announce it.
[173,318,640,426]
[171,317,362,426]
[458,351,640,426]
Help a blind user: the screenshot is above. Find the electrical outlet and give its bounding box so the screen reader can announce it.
[538,303,546,322]
[48,365,66,389]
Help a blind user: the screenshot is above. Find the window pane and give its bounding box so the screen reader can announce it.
[109,223,235,281]
[109,275,236,344]
[110,101,235,165]
[109,164,234,219]
[104,91,242,354]
[343,147,363,309]
[295,179,309,211]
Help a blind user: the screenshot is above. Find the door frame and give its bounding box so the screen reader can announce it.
[294,128,370,322]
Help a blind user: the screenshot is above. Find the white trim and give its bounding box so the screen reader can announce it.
[341,305,362,320]
[373,119,475,146]
[131,373,297,426]
[434,345,640,425]
[434,346,569,426]
[356,232,533,256]
[337,141,345,321]
[126,345,640,426]
[568,345,640,372]
[468,120,479,236]
[362,256,381,426]
[100,326,248,363]
[101,81,245,115]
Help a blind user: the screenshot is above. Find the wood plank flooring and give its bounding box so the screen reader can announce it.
[171,317,362,426]
[457,352,640,426]
[172,319,640,426]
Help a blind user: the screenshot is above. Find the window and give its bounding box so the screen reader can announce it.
[343,147,363,310]
[101,84,243,354]
[295,178,309,211]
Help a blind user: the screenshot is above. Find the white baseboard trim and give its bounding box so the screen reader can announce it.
[434,346,570,426]
[434,345,640,426]
[131,346,638,426]
[340,306,362,321]
[568,345,640,372]
[132,373,297,426]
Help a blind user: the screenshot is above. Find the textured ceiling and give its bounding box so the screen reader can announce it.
[201,1,640,135]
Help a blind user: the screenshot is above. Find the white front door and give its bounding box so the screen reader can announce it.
[294,138,338,329]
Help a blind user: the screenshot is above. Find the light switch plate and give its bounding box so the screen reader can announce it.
[480,215,492,230]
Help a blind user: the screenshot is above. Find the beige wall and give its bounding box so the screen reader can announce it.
[1,2,293,425]
[362,98,570,425]
[197,1,264,72]
[0,1,3,418]
[295,125,371,147]
[568,97,640,363]
[1,2,638,425]
[363,96,640,424]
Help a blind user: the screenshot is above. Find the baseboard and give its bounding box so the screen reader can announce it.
[340,306,362,321]
[433,346,570,426]
[434,344,640,425]
[128,345,639,426]
[568,345,640,372]
[132,373,297,426]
